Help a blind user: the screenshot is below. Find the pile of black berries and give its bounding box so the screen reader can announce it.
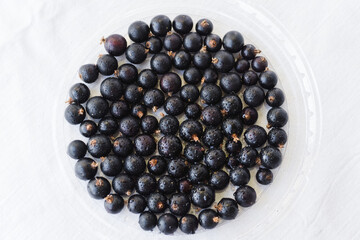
[65,14,288,235]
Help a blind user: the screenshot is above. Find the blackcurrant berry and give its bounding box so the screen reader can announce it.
[158,175,177,194]
[69,83,90,104]
[212,50,235,73]
[139,211,157,231]
[159,115,179,135]
[158,135,182,158]
[104,194,124,214]
[200,83,222,105]
[147,155,167,176]
[202,127,224,148]
[134,134,156,156]
[183,32,202,52]
[220,94,243,117]
[180,84,199,103]
[100,154,122,176]
[87,134,112,158]
[223,31,244,53]
[179,120,203,142]
[167,157,189,178]
[141,115,158,134]
[150,15,172,37]
[173,15,193,34]
[204,34,222,52]
[251,56,268,72]
[75,158,98,180]
[241,44,260,60]
[102,34,127,56]
[184,67,202,84]
[210,170,230,190]
[87,177,111,199]
[150,53,172,74]
[268,128,287,148]
[260,146,282,169]
[243,85,265,107]
[238,147,259,168]
[143,88,165,111]
[266,88,285,107]
[230,166,250,186]
[179,214,198,234]
[147,192,167,213]
[164,96,185,116]
[79,64,99,83]
[124,154,146,176]
[215,198,238,220]
[198,209,219,229]
[163,32,183,51]
[128,21,150,43]
[98,116,119,135]
[256,168,273,185]
[136,173,157,195]
[110,100,130,119]
[201,106,222,126]
[119,116,140,137]
[241,107,258,125]
[235,59,250,73]
[86,96,109,119]
[128,194,147,213]
[188,163,209,184]
[145,36,163,54]
[79,120,97,137]
[160,72,182,95]
[173,50,192,70]
[67,140,87,159]
[195,18,213,35]
[97,54,118,76]
[112,173,134,196]
[64,103,86,125]
[267,107,288,128]
[259,70,278,89]
[113,136,133,157]
[117,63,138,84]
[185,103,202,120]
[125,43,148,64]
[191,185,215,208]
[242,70,259,86]
[234,185,256,207]
[169,193,191,216]
[244,125,267,148]
[157,213,178,235]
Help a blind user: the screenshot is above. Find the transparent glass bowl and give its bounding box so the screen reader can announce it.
[52,1,322,239]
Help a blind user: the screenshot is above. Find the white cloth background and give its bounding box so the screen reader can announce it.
[0,0,359,239]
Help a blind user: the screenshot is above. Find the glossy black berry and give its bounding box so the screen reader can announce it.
[223,31,244,53]
[184,67,202,84]
[199,209,219,229]
[220,73,242,94]
[204,148,226,171]
[124,154,146,176]
[67,140,87,159]
[131,104,147,118]
[158,135,182,158]
[69,83,90,104]
[226,155,240,170]
[79,120,97,137]
[259,70,278,89]
[193,49,212,70]
[143,88,165,110]
[210,170,230,190]
[128,21,150,43]
[100,77,123,101]
[164,96,185,116]
[86,96,109,119]
[98,116,118,135]
[268,128,287,148]
[202,127,224,148]
[212,50,235,73]
[119,116,140,137]
[241,107,258,125]
[147,192,167,213]
[191,185,215,208]
[256,168,273,185]
[234,185,256,207]
[141,115,158,134]
[267,107,288,128]
[159,115,179,135]
[184,142,204,163]
[169,193,191,216]
[251,56,268,72]
[266,88,285,107]
[117,63,138,84]
[163,32,182,51]
[100,154,122,176]
[64,103,86,125]
[180,84,199,103]
[110,100,130,119]
[216,198,238,220]
[173,15,193,34]
[196,18,213,35]
[230,166,250,186]
[75,158,98,180]
[157,213,178,235]
[104,194,124,214]
[173,50,192,70]
[260,146,282,169]
[136,173,157,195]
[242,70,258,86]
[202,68,218,84]
[200,83,222,105]
[204,34,222,52]
[87,177,111,199]
[137,69,157,90]
[113,136,133,157]
[150,53,172,74]
[128,194,147,213]
[124,84,143,103]
[188,163,209,184]
[87,134,112,158]
[179,214,198,234]
[225,140,242,155]
[79,64,99,83]
[220,94,242,117]
[183,32,202,52]
[241,44,260,60]
[134,134,156,156]
[243,85,265,107]
[178,179,193,194]
[238,147,258,168]
[222,118,243,141]
[102,34,127,56]
[148,156,167,176]
[179,120,203,142]
[185,103,202,120]
[139,211,157,231]
[244,125,267,148]
[145,36,162,54]
[235,59,250,73]
[112,173,134,196]
[97,54,118,76]
[158,175,177,194]
[167,157,189,178]
[201,106,222,126]
[150,15,172,37]
[126,43,148,64]
[160,72,181,94]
